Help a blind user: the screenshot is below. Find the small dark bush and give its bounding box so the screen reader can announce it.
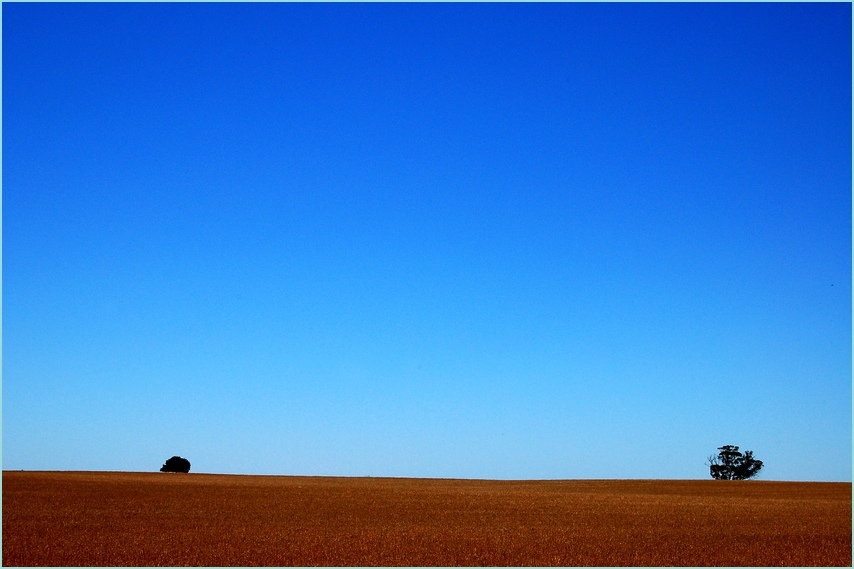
[160,456,191,473]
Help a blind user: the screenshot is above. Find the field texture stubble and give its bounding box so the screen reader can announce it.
[2,471,851,566]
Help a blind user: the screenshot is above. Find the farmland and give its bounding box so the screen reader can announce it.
[2,471,850,566]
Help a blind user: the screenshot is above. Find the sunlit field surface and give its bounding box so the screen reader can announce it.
[3,471,850,566]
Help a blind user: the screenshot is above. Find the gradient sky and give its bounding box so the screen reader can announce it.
[3,2,851,481]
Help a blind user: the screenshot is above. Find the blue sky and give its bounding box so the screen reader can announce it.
[3,3,851,481]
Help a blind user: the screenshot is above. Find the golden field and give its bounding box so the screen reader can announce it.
[2,471,850,566]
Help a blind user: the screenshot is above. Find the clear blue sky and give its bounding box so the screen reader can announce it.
[3,3,851,481]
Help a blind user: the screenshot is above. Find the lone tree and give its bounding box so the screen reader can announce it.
[707,445,762,480]
[160,456,191,473]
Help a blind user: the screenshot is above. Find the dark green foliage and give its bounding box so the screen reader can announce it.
[708,445,763,480]
[160,456,191,473]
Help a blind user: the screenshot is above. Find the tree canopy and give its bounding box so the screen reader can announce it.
[708,445,762,480]
[160,456,191,473]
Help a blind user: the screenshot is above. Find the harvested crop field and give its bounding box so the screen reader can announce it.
[2,471,850,566]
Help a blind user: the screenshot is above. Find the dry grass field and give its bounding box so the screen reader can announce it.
[2,471,850,566]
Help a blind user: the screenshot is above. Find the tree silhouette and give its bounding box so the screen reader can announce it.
[707,445,762,480]
[160,456,191,473]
